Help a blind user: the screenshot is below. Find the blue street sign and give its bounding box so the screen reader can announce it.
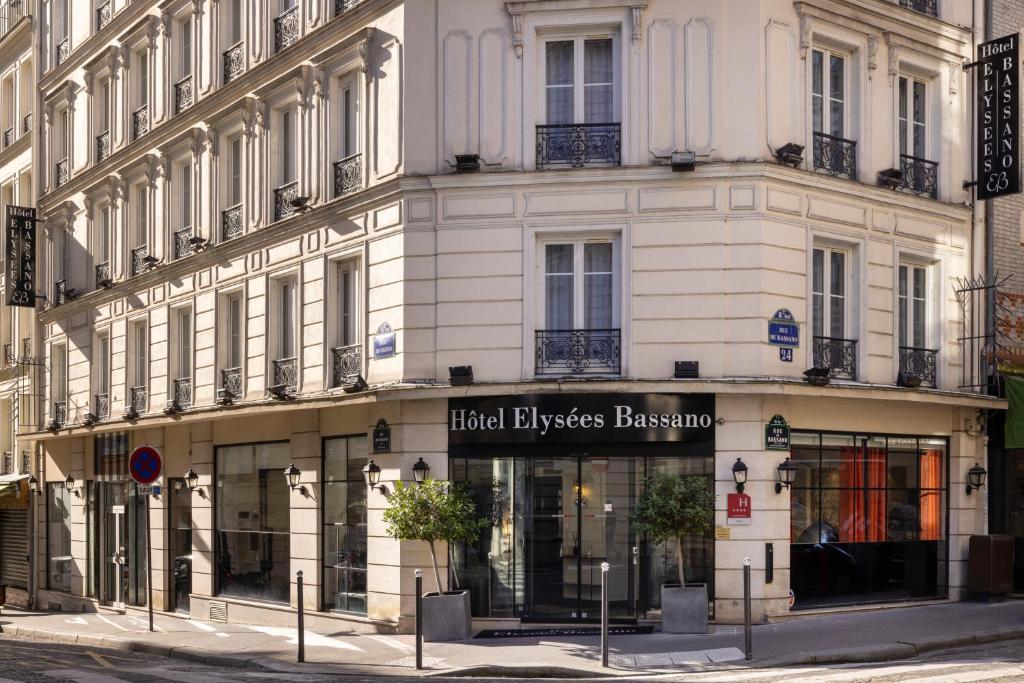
[768,308,800,347]
[373,322,396,358]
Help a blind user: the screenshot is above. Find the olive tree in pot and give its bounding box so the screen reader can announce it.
[632,471,716,633]
[383,478,486,641]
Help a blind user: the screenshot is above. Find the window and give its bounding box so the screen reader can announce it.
[543,241,616,331]
[19,451,29,475]
[898,76,926,160]
[279,279,296,359]
[97,205,111,266]
[98,80,110,133]
[322,435,368,613]
[228,136,242,206]
[335,262,357,348]
[332,77,361,197]
[341,85,356,157]
[132,183,149,273]
[898,264,928,349]
[173,308,193,408]
[229,0,243,44]
[180,19,192,79]
[227,294,243,370]
[272,278,298,390]
[544,38,615,125]
[219,292,244,399]
[129,320,148,411]
[175,161,193,258]
[47,483,73,591]
[811,247,848,339]
[51,343,67,405]
[95,332,110,416]
[215,442,291,602]
[331,262,360,386]
[138,52,148,106]
[280,109,295,185]
[2,452,11,475]
[812,49,846,139]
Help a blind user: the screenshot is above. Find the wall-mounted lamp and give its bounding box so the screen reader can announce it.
[412,457,430,484]
[188,235,209,250]
[731,458,748,494]
[341,374,369,394]
[283,463,308,497]
[803,367,831,387]
[455,154,481,173]
[877,167,904,189]
[289,196,312,213]
[674,361,699,379]
[775,457,798,494]
[122,406,140,421]
[64,473,79,496]
[896,371,923,389]
[184,467,205,498]
[775,143,804,167]
[363,459,387,494]
[142,255,160,270]
[449,365,474,386]
[670,151,696,172]
[267,384,294,401]
[965,462,987,496]
[27,474,40,496]
[82,412,98,426]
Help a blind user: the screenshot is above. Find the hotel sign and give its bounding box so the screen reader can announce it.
[448,393,715,445]
[977,34,1020,200]
[4,205,35,308]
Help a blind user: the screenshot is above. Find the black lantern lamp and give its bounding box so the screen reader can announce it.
[184,467,203,498]
[363,459,387,493]
[775,457,798,494]
[284,463,307,496]
[64,473,78,496]
[412,457,430,484]
[27,474,40,496]
[966,463,987,496]
[731,458,748,493]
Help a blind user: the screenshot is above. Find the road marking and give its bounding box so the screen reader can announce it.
[124,615,164,632]
[244,625,363,651]
[897,667,1024,683]
[88,653,113,668]
[45,671,129,683]
[187,619,229,637]
[363,634,415,653]
[94,614,130,632]
[65,616,87,625]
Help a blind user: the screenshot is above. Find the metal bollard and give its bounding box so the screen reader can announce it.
[600,562,610,667]
[297,570,305,663]
[415,569,423,670]
[743,558,752,661]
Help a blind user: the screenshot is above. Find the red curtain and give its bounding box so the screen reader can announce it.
[839,447,886,542]
[919,449,942,541]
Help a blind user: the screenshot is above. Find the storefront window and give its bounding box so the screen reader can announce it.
[47,483,73,592]
[322,435,368,614]
[215,442,290,603]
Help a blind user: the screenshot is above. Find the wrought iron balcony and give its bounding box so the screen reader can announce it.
[536,123,621,170]
[56,37,69,66]
[131,245,149,276]
[3,343,14,366]
[2,127,13,148]
[333,153,362,198]
[812,132,857,180]
[22,112,31,133]
[0,0,25,40]
[54,279,69,306]
[21,337,30,362]
[95,261,111,288]
[130,385,147,414]
[273,181,300,221]
[55,157,69,188]
[132,105,149,140]
[273,357,298,392]
[95,0,111,31]
[173,377,192,409]
[274,5,299,52]
[812,336,858,380]
[899,346,938,387]
[223,42,244,84]
[535,329,621,376]
[898,154,938,199]
[94,393,109,420]
[332,344,362,387]
[898,0,937,16]
[175,75,193,114]
[174,227,193,259]
[221,367,242,398]
[222,204,243,241]
[336,0,361,15]
[53,401,66,428]
[96,130,110,162]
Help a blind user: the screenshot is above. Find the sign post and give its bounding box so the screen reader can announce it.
[130,446,162,633]
[975,34,1020,200]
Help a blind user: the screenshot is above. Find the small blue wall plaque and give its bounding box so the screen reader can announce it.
[373,322,396,359]
[768,308,800,348]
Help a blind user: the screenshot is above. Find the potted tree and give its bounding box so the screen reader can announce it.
[632,471,716,633]
[383,478,486,641]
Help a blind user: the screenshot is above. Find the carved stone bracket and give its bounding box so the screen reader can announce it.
[509,10,523,58]
[358,29,375,74]
[240,96,265,137]
[948,61,959,95]
[631,6,643,43]
[799,13,812,60]
[867,36,878,78]
[888,41,900,85]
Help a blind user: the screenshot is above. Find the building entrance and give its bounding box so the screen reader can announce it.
[96,482,146,609]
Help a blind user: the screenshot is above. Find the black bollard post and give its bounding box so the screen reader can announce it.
[415,569,423,670]
[600,562,610,667]
[743,558,752,661]
[297,570,305,663]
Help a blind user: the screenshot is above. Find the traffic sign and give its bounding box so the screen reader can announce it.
[129,445,162,485]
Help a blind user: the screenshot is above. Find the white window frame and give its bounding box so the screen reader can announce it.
[269,273,299,367]
[178,15,193,80]
[128,318,149,396]
[539,33,620,126]
[810,47,850,140]
[93,330,110,398]
[51,342,67,404]
[811,244,852,340]
[218,289,245,379]
[536,238,621,332]
[278,106,297,187]
[171,305,193,386]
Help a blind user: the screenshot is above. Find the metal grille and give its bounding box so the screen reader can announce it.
[208,600,227,622]
[175,75,193,114]
[332,344,362,386]
[53,401,66,428]
[95,261,111,287]
[94,431,129,480]
[535,329,621,376]
[333,154,362,198]
[130,386,147,414]
[812,336,858,380]
[956,276,1000,392]
[222,205,243,241]
[273,357,297,392]
[899,154,939,199]
[536,123,621,169]
[3,343,13,366]
[174,227,193,259]
[221,367,241,397]
[2,127,12,148]
[223,42,244,84]
[95,130,110,162]
[131,245,148,276]
[274,5,299,52]
[898,0,937,16]
[273,181,299,221]
[22,113,31,133]
[336,0,361,15]
[54,279,68,306]
[132,105,149,139]
[812,132,858,180]
[0,0,25,40]
[21,337,30,362]
[95,0,111,31]
[55,157,69,188]
[56,37,69,66]
[94,393,109,419]
[899,347,937,387]
[174,378,192,408]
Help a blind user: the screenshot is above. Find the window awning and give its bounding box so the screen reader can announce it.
[0,473,29,484]
[1006,376,1024,449]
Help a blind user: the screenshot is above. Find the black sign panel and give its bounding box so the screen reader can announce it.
[373,418,391,453]
[448,393,715,446]
[977,34,1020,200]
[4,205,35,307]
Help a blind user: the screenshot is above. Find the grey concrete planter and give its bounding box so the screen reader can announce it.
[421,590,472,641]
[661,583,708,634]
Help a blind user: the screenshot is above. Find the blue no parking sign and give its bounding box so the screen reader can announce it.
[129,446,162,485]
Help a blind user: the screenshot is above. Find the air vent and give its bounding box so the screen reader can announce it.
[208,600,227,622]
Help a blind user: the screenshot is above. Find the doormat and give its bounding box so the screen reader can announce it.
[475,626,654,639]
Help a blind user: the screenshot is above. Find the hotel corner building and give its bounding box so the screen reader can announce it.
[0,0,1004,632]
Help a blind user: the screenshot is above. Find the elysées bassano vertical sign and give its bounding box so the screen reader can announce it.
[4,205,35,308]
[977,34,1020,200]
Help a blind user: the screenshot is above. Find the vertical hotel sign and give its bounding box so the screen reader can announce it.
[5,205,35,307]
[977,34,1020,200]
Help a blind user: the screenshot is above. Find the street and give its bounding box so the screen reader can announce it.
[0,635,1021,682]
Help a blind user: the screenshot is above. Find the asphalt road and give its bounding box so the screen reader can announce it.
[0,635,1021,682]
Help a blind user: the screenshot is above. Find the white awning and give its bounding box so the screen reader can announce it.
[0,473,28,483]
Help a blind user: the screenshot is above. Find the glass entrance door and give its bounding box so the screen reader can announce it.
[101,483,127,610]
[169,479,192,613]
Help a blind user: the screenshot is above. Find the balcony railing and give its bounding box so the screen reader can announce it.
[56,37,69,66]
[22,112,31,133]
[535,329,621,376]
[812,131,857,180]
[173,377,192,409]
[132,105,149,140]
[221,367,242,398]
[53,401,66,428]
[95,261,111,288]
[899,346,938,387]
[333,153,362,198]
[536,123,621,170]
[336,0,361,15]
[96,130,110,162]
[55,157,69,188]
[898,154,938,199]
[3,343,13,366]
[131,245,149,276]
[21,337,30,362]
[2,127,13,148]
[332,344,362,387]
[95,0,111,31]
[174,227,193,259]
[274,5,299,52]
[54,279,69,306]
[222,204,243,241]
[812,336,858,380]
[0,0,26,40]
[274,181,300,221]
[898,0,937,16]
[175,75,194,114]
[273,357,298,392]
[94,393,109,420]
[223,42,244,84]
[130,385,147,414]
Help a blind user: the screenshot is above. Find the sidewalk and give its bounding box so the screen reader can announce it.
[1,600,1022,677]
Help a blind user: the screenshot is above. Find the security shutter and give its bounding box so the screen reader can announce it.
[0,509,28,589]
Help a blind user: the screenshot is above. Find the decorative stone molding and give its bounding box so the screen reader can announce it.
[358,29,375,74]
[948,61,959,95]
[506,0,646,58]
[867,36,878,78]
[888,41,900,85]
[240,96,266,137]
[799,13,812,60]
